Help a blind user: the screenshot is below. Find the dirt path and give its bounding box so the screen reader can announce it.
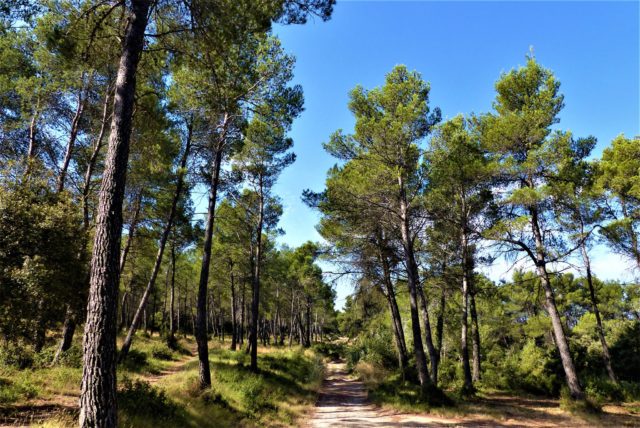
[308,360,640,428]
[308,360,467,427]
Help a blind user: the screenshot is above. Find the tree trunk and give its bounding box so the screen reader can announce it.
[470,287,481,382]
[380,253,408,377]
[418,284,439,386]
[530,207,584,400]
[195,138,224,389]
[57,84,88,193]
[230,261,237,351]
[118,122,192,362]
[398,187,431,390]
[250,184,264,371]
[581,242,618,383]
[80,2,150,426]
[460,232,474,393]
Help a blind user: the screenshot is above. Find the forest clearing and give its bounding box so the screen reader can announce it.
[0,0,639,427]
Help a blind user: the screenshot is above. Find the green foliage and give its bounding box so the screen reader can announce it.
[151,344,175,361]
[118,378,183,423]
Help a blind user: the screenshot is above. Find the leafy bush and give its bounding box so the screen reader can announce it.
[118,377,180,420]
[151,344,174,361]
[0,343,34,369]
[119,349,149,371]
[0,376,38,403]
[55,345,83,368]
[584,377,624,403]
[347,324,397,370]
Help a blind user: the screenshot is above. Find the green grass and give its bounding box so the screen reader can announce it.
[146,344,325,428]
[1,334,324,428]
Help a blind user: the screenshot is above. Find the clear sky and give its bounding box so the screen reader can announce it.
[267,1,639,309]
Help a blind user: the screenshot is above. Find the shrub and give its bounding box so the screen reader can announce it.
[151,345,174,361]
[118,377,179,420]
[0,343,34,369]
[584,377,624,403]
[119,349,148,371]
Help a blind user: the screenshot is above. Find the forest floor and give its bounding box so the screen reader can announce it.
[308,359,640,427]
[0,335,324,427]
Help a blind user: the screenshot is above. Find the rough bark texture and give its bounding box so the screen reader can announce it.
[80,2,150,426]
[530,207,584,400]
[195,146,223,389]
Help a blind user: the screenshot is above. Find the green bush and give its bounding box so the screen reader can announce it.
[0,376,38,403]
[151,344,174,361]
[584,377,624,403]
[119,349,149,371]
[118,377,180,420]
[0,343,34,369]
[56,345,83,368]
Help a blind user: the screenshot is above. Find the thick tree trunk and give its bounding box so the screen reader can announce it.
[118,123,191,362]
[195,142,224,389]
[530,207,584,400]
[80,2,150,426]
[54,85,114,363]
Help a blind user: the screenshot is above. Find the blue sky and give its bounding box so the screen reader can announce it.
[268,1,639,308]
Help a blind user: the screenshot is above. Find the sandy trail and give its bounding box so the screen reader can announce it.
[308,360,640,428]
[308,360,468,428]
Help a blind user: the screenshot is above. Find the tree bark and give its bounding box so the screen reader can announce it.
[80,2,150,426]
[530,206,584,400]
[195,136,225,388]
[230,260,237,351]
[250,183,264,371]
[397,175,431,390]
[470,286,481,382]
[460,232,474,393]
[379,250,408,377]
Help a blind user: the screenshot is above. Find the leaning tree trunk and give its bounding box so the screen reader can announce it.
[531,207,584,400]
[397,177,432,391]
[418,284,439,386]
[118,124,192,362]
[379,250,408,378]
[195,143,224,389]
[80,2,150,426]
[581,241,618,383]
